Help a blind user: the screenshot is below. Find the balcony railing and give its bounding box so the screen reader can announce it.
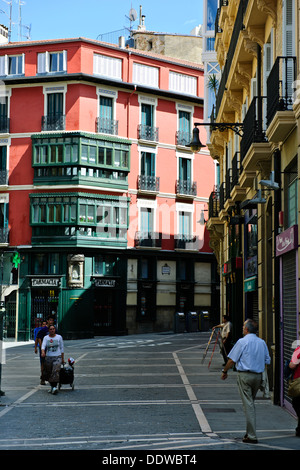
[0,170,8,185]
[42,114,65,131]
[208,189,219,218]
[225,168,232,200]
[174,235,197,250]
[176,179,197,196]
[0,116,9,133]
[240,96,267,161]
[0,227,9,243]
[96,117,118,135]
[231,152,241,187]
[138,175,160,192]
[138,124,159,142]
[134,231,162,248]
[176,130,191,146]
[219,182,225,211]
[267,56,297,126]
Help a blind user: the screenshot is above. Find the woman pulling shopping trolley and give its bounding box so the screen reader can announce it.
[41,325,64,395]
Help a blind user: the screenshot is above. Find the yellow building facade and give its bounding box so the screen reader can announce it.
[206,0,299,410]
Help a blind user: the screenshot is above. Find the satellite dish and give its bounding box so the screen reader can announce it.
[129,8,137,21]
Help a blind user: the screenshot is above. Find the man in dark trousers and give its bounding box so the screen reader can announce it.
[35,315,56,385]
[221,319,271,444]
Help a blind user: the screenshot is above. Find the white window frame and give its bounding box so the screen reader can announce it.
[138,95,158,128]
[137,198,157,234]
[0,136,10,181]
[176,150,194,183]
[0,54,24,76]
[37,51,67,74]
[93,54,122,81]
[43,84,67,117]
[176,202,194,238]
[97,87,118,119]
[138,143,158,176]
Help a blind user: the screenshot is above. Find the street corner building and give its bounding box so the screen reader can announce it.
[205,0,300,413]
[0,28,218,341]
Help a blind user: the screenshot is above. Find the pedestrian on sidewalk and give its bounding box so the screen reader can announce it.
[220,319,271,444]
[41,325,64,395]
[35,315,56,385]
[289,344,300,437]
[212,315,233,364]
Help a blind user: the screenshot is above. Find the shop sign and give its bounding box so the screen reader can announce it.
[245,256,257,278]
[276,225,298,257]
[31,278,60,287]
[94,279,116,287]
[244,276,257,292]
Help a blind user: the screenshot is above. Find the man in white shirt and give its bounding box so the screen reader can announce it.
[221,319,271,444]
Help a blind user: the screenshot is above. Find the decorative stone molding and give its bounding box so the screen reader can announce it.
[257,0,277,26]
[234,71,250,95]
[242,31,258,57]
[67,254,85,288]
[225,89,243,113]
[247,26,265,48]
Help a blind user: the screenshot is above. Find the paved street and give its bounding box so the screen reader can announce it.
[0,331,299,453]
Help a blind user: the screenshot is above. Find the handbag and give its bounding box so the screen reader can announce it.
[287,377,300,398]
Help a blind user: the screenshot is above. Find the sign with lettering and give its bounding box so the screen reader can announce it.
[276,225,298,257]
[31,278,60,287]
[94,279,116,288]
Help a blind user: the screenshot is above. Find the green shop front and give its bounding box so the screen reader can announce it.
[17,251,128,340]
[17,131,131,340]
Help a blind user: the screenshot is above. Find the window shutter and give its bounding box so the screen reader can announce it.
[0,56,5,76]
[94,54,122,80]
[170,72,197,96]
[63,50,67,72]
[133,63,159,87]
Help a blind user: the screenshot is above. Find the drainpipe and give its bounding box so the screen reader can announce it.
[273,148,281,405]
[257,44,263,139]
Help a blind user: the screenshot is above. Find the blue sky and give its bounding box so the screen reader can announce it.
[2,0,203,42]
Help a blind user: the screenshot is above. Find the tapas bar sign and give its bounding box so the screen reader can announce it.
[276,225,298,257]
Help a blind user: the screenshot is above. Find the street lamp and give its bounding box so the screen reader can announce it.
[187,121,244,152]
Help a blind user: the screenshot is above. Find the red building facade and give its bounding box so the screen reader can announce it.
[0,35,217,339]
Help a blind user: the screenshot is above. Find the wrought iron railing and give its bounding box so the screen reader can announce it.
[0,170,8,185]
[42,114,65,131]
[225,168,232,200]
[231,152,240,188]
[174,235,197,249]
[176,179,197,196]
[0,116,9,133]
[134,231,162,248]
[138,175,160,192]
[267,56,297,126]
[0,227,9,243]
[96,117,118,135]
[219,182,225,211]
[240,96,267,161]
[176,130,191,146]
[138,124,159,142]
[208,189,220,218]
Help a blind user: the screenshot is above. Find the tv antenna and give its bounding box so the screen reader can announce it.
[125,7,137,32]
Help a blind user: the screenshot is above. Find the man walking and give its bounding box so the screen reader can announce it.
[221,319,271,444]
